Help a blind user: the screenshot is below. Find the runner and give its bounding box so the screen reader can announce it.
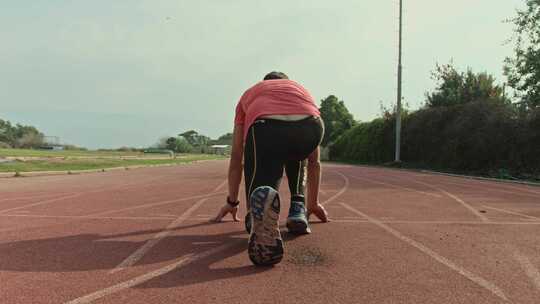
[212,71,330,266]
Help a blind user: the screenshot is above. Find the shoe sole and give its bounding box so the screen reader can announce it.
[248,186,283,266]
[286,218,311,235]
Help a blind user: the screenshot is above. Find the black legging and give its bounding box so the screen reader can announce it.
[243,116,324,206]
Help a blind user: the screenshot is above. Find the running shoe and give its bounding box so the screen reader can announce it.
[286,201,311,234]
[248,186,284,266]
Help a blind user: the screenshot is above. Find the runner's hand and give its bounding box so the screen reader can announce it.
[308,203,330,223]
[211,203,240,222]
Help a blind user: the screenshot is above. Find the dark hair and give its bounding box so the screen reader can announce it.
[263,71,289,80]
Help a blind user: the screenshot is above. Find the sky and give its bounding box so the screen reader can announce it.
[1,0,525,149]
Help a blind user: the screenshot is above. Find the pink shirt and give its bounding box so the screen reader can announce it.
[234,79,320,140]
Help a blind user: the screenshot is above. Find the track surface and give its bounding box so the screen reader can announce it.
[1,161,540,304]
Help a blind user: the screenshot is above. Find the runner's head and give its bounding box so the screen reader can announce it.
[263,71,289,80]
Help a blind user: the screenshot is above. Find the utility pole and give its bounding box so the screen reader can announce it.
[395,0,403,162]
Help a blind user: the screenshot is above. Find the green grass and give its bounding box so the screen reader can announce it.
[0,154,225,172]
[0,148,144,158]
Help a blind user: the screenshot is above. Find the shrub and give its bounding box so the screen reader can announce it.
[331,99,540,177]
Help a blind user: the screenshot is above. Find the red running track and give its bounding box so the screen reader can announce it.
[1,160,540,303]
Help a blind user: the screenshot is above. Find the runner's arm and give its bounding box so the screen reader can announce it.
[307,147,321,208]
[228,124,244,202]
[212,124,243,222]
[307,146,329,222]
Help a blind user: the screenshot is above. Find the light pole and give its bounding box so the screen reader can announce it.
[395,0,403,162]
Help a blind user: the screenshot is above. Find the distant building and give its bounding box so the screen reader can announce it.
[40,135,64,150]
[210,145,231,155]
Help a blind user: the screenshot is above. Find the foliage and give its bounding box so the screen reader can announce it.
[165,137,178,151]
[402,100,519,172]
[504,0,540,108]
[115,146,138,152]
[319,95,356,146]
[179,130,210,147]
[331,118,394,163]
[210,132,233,146]
[174,137,194,153]
[331,65,540,178]
[157,130,224,154]
[427,63,508,107]
[0,119,44,148]
[158,136,193,153]
[16,132,45,149]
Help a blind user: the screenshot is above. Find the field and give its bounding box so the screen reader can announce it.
[0,148,145,158]
[0,149,224,172]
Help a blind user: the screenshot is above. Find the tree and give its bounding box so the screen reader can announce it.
[165,137,178,151]
[504,0,540,108]
[217,132,233,142]
[16,132,44,148]
[179,130,210,147]
[160,136,193,153]
[211,132,233,146]
[319,95,355,146]
[174,137,193,153]
[0,119,16,144]
[426,63,507,108]
[0,118,44,148]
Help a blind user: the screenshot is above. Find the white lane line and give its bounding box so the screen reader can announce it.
[516,186,540,196]
[340,202,508,302]
[192,241,221,245]
[434,180,540,199]
[0,179,163,215]
[87,191,226,217]
[151,213,178,218]
[110,180,227,274]
[445,177,540,196]
[331,219,540,225]
[411,180,489,222]
[513,250,540,291]
[321,171,349,206]
[4,215,539,226]
[65,242,237,304]
[0,193,68,202]
[9,210,30,214]
[109,198,209,274]
[482,205,540,220]
[349,175,442,198]
[490,183,540,196]
[214,179,228,192]
[332,219,371,223]
[0,193,81,214]
[0,214,177,221]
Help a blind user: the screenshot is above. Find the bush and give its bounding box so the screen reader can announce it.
[15,132,44,149]
[63,145,87,151]
[116,146,139,152]
[402,99,517,171]
[331,118,393,163]
[331,99,540,178]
